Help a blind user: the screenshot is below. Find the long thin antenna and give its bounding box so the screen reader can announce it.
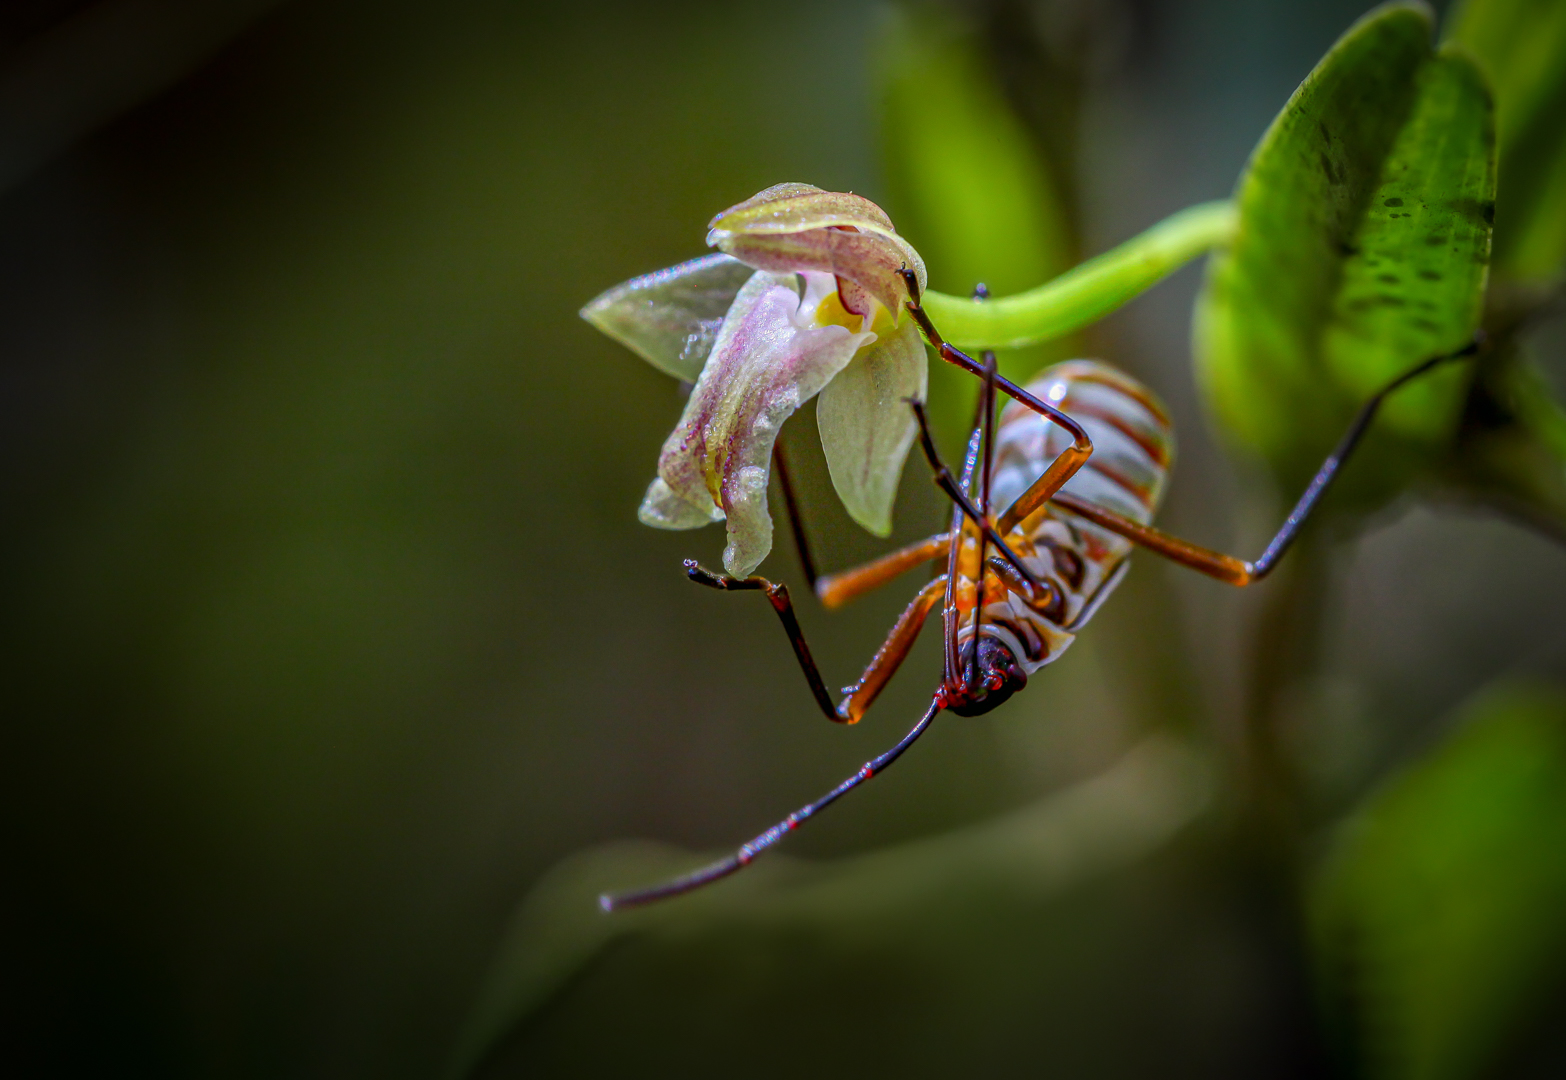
[969,349,998,689]
[600,697,942,911]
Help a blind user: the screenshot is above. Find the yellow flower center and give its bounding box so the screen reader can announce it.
[812,282,901,338]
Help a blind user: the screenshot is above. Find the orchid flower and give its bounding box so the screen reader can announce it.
[582,183,929,578]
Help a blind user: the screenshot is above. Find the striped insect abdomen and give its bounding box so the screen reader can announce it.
[975,360,1174,673]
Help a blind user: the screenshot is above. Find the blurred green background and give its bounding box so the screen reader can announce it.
[3,1,1565,1077]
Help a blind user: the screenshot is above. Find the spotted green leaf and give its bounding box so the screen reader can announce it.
[1195,2,1496,492]
[1447,0,1566,282]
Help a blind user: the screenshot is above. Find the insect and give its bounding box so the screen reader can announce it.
[600,269,1480,911]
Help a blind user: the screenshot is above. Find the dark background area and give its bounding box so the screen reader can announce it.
[3,1,1564,1076]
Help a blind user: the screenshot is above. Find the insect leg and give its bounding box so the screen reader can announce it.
[1040,494,1254,584]
[908,399,1048,598]
[686,565,945,725]
[984,555,1063,617]
[1241,340,1481,578]
[898,267,1095,535]
[1045,340,1484,586]
[839,575,947,723]
[815,533,950,609]
[968,350,998,690]
[684,561,846,722]
[940,428,980,689]
[771,438,950,608]
[691,421,958,723]
[599,697,943,911]
[770,441,819,592]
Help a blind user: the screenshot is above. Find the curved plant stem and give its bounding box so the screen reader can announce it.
[920,200,1236,349]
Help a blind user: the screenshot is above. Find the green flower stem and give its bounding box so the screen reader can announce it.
[920,200,1236,349]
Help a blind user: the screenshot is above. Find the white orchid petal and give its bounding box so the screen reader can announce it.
[816,318,928,537]
[657,270,874,577]
[579,254,754,381]
[638,477,723,530]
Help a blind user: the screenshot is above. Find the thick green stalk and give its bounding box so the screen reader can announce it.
[920,200,1236,348]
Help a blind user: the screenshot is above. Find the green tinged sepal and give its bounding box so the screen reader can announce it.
[817,317,927,537]
[579,253,754,382]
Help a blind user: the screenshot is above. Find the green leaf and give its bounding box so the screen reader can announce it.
[1195,2,1496,493]
[873,2,1076,440]
[1447,0,1566,282]
[1311,681,1566,1080]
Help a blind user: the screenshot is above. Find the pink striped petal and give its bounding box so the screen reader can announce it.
[656,270,874,576]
